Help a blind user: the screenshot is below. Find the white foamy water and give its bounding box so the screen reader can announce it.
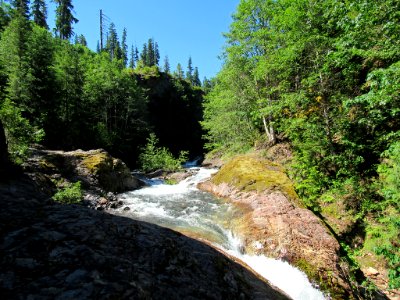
[116,167,326,300]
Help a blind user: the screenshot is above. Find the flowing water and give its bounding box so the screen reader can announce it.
[115,167,326,300]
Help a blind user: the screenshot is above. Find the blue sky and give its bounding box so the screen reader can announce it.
[46,0,240,80]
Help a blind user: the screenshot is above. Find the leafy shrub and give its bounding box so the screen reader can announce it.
[0,98,44,164]
[375,142,400,288]
[139,133,188,172]
[52,181,83,204]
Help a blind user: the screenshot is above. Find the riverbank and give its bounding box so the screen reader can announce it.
[198,153,392,299]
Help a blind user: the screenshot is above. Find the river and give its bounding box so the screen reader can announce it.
[114,167,326,300]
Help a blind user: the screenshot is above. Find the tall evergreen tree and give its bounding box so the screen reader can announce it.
[154,41,160,66]
[134,46,139,62]
[75,34,87,46]
[31,0,47,29]
[193,67,201,86]
[146,38,155,66]
[105,22,121,61]
[12,0,29,19]
[175,63,184,79]
[163,55,170,73]
[129,45,135,68]
[121,27,128,67]
[140,43,147,66]
[186,56,193,82]
[54,0,78,40]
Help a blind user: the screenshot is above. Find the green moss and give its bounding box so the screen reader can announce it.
[80,152,111,174]
[211,155,301,205]
[294,258,349,299]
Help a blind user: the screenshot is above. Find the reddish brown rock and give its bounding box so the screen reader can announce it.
[198,155,355,298]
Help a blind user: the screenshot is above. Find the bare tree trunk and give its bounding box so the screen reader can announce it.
[0,119,9,169]
[263,115,276,145]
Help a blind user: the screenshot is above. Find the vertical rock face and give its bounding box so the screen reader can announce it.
[198,155,354,298]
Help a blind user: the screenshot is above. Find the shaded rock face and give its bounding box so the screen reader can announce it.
[198,155,354,298]
[0,176,290,300]
[23,148,141,208]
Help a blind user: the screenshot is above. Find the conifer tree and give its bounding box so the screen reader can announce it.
[75,34,87,46]
[163,55,170,73]
[175,63,184,79]
[31,0,48,29]
[154,41,160,66]
[146,38,155,66]
[121,27,128,67]
[140,43,147,65]
[105,22,121,61]
[129,45,135,68]
[193,67,201,86]
[186,56,193,82]
[134,46,139,62]
[54,0,78,40]
[12,0,29,19]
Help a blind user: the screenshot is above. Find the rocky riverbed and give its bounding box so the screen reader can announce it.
[0,149,289,299]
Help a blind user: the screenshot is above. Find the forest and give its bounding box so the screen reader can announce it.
[1,0,399,294]
[0,0,205,168]
[202,0,400,289]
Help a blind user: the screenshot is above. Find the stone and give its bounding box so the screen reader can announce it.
[364,267,380,277]
[98,197,108,205]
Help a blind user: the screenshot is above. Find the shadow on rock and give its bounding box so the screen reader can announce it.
[0,175,289,300]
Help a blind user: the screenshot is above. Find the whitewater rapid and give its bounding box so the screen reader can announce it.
[115,167,326,300]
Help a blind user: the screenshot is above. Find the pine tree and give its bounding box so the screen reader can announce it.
[75,34,87,46]
[163,55,170,73]
[146,38,155,66]
[140,43,147,66]
[193,67,201,86]
[54,0,78,40]
[154,41,160,66]
[134,46,139,62]
[175,63,184,79]
[31,0,48,29]
[105,22,121,61]
[121,27,128,67]
[186,56,193,82]
[129,45,135,68]
[12,0,29,19]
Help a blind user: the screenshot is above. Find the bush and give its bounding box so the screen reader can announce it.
[52,181,83,204]
[139,133,188,172]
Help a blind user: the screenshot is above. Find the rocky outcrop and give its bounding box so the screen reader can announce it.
[23,148,141,208]
[0,174,290,299]
[198,155,355,298]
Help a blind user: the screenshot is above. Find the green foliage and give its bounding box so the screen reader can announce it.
[139,133,188,173]
[374,142,400,288]
[52,181,82,204]
[203,0,400,293]
[53,0,78,40]
[0,98,44,163]
[378,142,400,209]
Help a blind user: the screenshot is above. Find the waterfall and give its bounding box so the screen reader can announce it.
[115,167,326,300]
